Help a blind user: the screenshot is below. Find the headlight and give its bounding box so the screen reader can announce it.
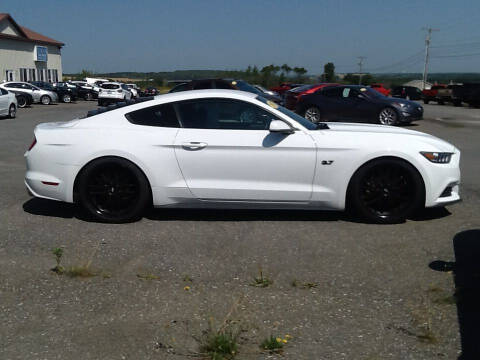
[420,151,453,163]
[393,102,407,108]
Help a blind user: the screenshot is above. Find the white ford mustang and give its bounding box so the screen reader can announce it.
[25,90,460,223]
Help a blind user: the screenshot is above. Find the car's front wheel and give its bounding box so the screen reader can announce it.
[77,157,151,223]
[348,158,424,224]
[62,94,71,103]
[8,104,16,118]
[40,95,51,105]
[16,95,27,108]
[378,107,398,125]
[304,106,322,123]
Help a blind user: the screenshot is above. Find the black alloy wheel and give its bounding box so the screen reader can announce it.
[348,158,424,224]
[17,95,27,108]
[77,158,150,223]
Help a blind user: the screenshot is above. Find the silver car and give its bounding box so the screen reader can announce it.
[0,81,58,105]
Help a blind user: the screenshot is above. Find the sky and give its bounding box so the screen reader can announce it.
[3,0,480,74]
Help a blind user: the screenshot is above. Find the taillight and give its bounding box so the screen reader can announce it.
[28,137,37,151]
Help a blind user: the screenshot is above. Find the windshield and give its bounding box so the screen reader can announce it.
[361,87,385,98]
[256,96,318,130]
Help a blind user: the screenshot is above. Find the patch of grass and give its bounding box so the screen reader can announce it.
[250,268,273,288]
[137,273,160,281]
[291,279,317,289]
[65,266,96,278]
[260,335,284,353]
[201,331,238,360]
[416,328,437,344]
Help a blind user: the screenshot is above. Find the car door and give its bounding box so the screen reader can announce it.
[316,87,346,121]
[341,88,376,122]
[173,98,316,202]
[0,88,9,115]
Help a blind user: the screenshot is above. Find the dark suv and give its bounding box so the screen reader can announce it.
[391,86,423,100]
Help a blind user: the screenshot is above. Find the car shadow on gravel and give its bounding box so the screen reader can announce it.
[23,198,452,223]
[429,229,480,359]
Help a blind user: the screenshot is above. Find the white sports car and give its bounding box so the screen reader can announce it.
[25,90,461,223]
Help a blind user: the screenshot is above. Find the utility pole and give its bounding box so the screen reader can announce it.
[422,27,439,90]
[357,56,366,85]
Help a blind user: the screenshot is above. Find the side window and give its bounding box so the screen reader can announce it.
[342,88,351,98]
[322,87,342,98]
[125,103,180,128]
[214,80,234,89]
[176,98,277,130]
[0,88,7,95]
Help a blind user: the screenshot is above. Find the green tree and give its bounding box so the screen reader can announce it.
[76,69,93,80]
[281,64,292,78]
[323,62,335,82]
[293,67,307,81]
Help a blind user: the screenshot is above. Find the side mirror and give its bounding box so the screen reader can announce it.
[269,120,294,134]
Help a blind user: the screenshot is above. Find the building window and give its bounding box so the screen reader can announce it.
[52,69,58,83]
[19,68,28,82]
[47,69,52,83]
[38,69,45,82]
[29,69,36,82]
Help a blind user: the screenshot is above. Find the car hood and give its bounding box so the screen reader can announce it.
[378,97,420,107]
[320,122,456,152]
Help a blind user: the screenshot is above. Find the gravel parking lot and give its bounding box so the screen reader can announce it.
[1,101,479,359]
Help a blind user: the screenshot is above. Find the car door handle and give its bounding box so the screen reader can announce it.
[182,142,207,150]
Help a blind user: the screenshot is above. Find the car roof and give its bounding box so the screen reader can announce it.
[102,82,123,85]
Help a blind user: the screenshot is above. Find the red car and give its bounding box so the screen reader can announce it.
[422,84,447,104]
[285,83,339,110]
[370,83,390,96]
[270,83,304,96]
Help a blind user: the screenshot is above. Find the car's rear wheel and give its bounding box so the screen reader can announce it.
[40,95,51,105]
[378,107,398,125]
[304,106,321,123]
[16,95,27,108]
[423,99,429,104]
[62,94,71,103]
[8,104,16,118]
[77,157,151,223]
[348,158,424,224]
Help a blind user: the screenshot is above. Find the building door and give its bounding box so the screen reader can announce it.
[5,70,15,81]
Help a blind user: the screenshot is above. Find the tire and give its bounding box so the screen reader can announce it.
[378,107,398,125]
[453,100,462,107]
[62,94,71,103]
[40,95,51,105]
[347,158,425,224]
[423,99,429,104]
[304,106,322,123]
[16,95,27,108]
[76,157,151,223]
[8,104,16,118]
[84,92,93,101]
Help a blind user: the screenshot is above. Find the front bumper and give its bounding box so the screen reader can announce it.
[398,107,423,122]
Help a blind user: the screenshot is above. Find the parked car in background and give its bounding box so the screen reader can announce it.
[270,83,304,97]
[98,82,132,106]
[168,78,283,104]
[391,86,423,100]
[253,84,278,96]
[0,81,58,105]
[33,81,77,103]
[8,91,32,108]
[370,83,391,96]
[285,83,339,110]
[142,87,159,96]
[296,85,423,125]
[0,88,17,118]
[126,84,139,98]
[71,80,101,94]
[435,85,463,106]
[452,83,480,107]
[422,84,447,104]
[25,89,460,224]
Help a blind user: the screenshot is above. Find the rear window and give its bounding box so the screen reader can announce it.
[125,103,179,128]
[101,83,120,89]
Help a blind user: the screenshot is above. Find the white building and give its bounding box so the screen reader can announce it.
[0,13,64,83]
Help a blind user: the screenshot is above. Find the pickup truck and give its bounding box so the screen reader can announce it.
[370,83,390,96]
[452,83,480,107]
[422,85,447,104]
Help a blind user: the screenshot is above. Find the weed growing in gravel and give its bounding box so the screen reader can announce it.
[250,268,273,288]
[200,330,238,360]
[260,335,284,353]
[65,266,96,278]
[291,279,317,289]
[137,273,160,280]
[51,247,64,274]
[183,274,193,282]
